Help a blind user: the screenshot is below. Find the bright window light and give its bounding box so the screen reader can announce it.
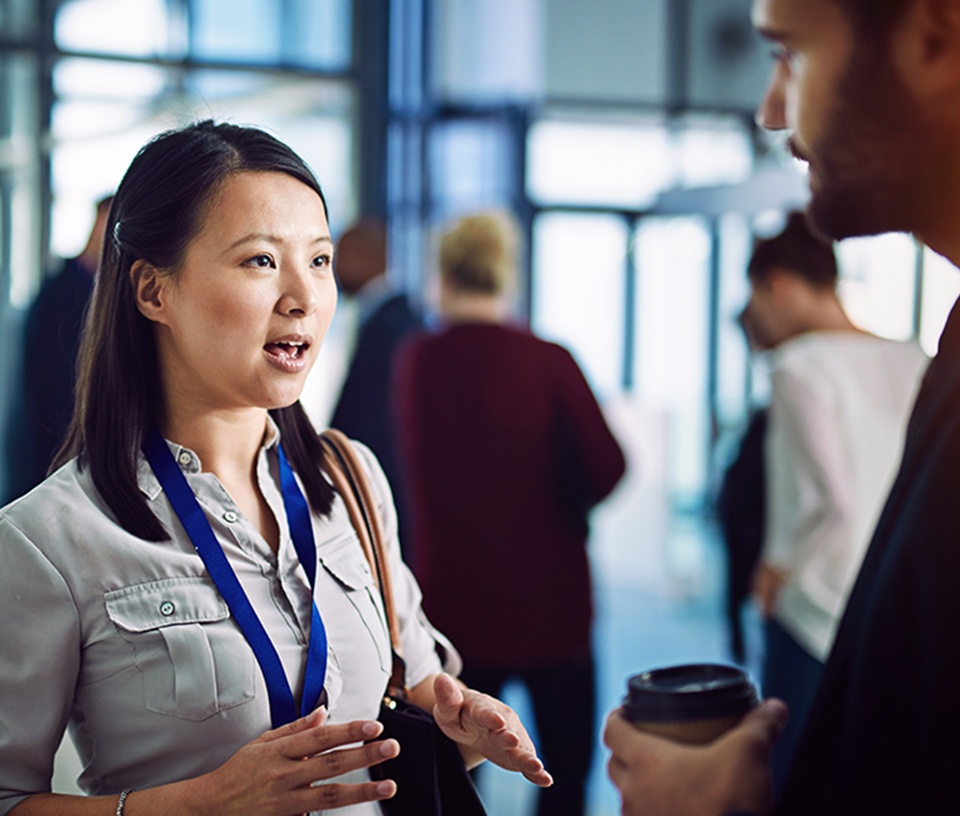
[50,63,356,255]
[54,58,167,101]
[715,212,755,425]
[55,0,171,57]
[531,212,627,396]
[527,119,674,208]
[837,233,918,341]
[921,247,960,356]
[675,125,752,189]
[634,217,712,501]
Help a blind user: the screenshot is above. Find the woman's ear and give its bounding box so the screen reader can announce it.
[130,259,168,323]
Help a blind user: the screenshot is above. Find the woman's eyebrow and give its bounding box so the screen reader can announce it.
[224,233,333,252]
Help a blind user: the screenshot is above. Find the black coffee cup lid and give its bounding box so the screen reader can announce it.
[623,663,758,722]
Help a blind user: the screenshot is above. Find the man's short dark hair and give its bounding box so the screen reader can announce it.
[748,211,838,289]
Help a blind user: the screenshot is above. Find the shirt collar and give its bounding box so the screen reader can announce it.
[137,415,282,500]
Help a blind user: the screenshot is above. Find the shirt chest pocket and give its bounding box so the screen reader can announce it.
[105,577,257,721]
[317,534,391,682]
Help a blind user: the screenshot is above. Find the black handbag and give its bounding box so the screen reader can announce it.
[320,430,488,816]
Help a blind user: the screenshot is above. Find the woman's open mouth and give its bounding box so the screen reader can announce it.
[263,338,312,372]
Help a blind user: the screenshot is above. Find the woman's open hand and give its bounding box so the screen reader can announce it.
[430,672,554,787]
[185,707,399,815]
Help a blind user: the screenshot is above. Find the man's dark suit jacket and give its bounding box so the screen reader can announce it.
[4,257,92,503]
[717,408,767,664]
[329,292,423,554]
[777,299,959,814]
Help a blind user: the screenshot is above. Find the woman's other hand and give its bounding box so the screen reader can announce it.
[430,672,554,787]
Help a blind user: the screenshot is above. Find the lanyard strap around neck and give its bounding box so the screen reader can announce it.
[143,428,328,728]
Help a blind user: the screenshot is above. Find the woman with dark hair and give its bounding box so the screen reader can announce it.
[0,121,550,815]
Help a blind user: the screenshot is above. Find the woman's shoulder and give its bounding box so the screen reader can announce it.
[0,459,103,545]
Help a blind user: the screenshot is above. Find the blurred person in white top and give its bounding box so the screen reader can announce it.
[745,211,927,791]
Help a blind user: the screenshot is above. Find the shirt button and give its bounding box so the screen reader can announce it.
[177,452,192,466]
[159,600,175,617]
[223,511,239,523]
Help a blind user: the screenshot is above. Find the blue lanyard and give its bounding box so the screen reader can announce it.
[143,428,328,728]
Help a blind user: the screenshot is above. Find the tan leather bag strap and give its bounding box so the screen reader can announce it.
[319,429,406,693]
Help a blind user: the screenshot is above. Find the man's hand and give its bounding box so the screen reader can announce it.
[752,562,789,618]
[603,699,788,816]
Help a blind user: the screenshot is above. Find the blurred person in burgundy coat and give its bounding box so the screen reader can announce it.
[394,211,626,816]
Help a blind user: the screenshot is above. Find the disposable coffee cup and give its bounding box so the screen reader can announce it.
[621,663,759,745]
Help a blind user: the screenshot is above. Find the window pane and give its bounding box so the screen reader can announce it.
[190,0,350,69]
[0,0,37,38]
[0,52,39,142]
[920,247,960,356]
[7,177,40,309]
[0,53,41,307]
[527,115,755,209]
[190,0,281,64]
[837,233,918,341]
[634,217,712,503]
[715,213,754,427]
[674,119,753,189]
[51,64,356,254]
[527,119,674,208]
[54,58,168,103]
[290,0,351,70]
[56,0,177,58]
[429,119,515,218]
[531,213,627,396]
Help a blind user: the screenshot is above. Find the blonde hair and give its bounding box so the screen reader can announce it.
[439,211,519,295]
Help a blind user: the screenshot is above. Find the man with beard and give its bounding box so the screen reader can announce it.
[603,0,960,813]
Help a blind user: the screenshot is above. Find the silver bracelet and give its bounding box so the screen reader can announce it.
[116,788,135,816]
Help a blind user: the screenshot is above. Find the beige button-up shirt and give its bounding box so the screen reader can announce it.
[0,428,459,816]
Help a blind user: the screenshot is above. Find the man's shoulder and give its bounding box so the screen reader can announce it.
[27,258,92,316]
[366,293,423,334]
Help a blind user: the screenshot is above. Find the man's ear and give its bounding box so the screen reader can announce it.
[131,259,169,324]
[894,0,960,100]
[765,267,798,300]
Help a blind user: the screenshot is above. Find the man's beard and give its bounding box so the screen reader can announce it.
[804,41,927,242]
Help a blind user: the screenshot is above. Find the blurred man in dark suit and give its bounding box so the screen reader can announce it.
[330,219,423,555]
[3,195,112,503]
